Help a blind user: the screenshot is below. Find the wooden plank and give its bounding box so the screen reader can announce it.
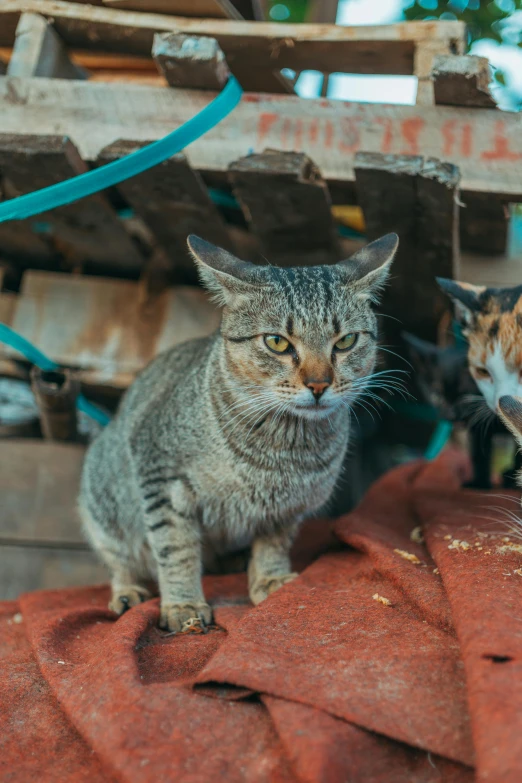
[460,192,509,256]
[97,140,232,284]
[153,33,230,91]
[102,0,242,19]
[0,545,107,600]
[229,149,339,266]
[0,174,54,265]
[354,152,460,342]
[1,271,221,388]
[0,440,86,544]
[0,77,521,199]
[0,133,143,273]
[0,2,466,77]
[433,54,497,109]
[7,12,85,79]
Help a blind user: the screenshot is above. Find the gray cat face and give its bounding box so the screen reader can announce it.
[188,234,398,420]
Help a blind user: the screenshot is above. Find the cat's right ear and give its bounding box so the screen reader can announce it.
[498,395,522,449]
[436,278,484,329]
[187,235,267,305]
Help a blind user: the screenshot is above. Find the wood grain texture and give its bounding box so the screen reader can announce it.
[7,11,85,79]
[433,54,497,109]
[0,133,143,272]
[1,272,221,388]
[102,0,242,19]
[98,140,232,284]
[153,32,230,90]
[1,77,519,198]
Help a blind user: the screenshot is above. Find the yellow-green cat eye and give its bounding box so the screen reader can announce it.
[264,335,290,354]
[334,333,358,351]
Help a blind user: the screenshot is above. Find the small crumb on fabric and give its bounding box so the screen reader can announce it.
[433,568,439,575]
[12,613,23,624]
[444,535,452,541]
[410,527,424,544]
[497,543,522,555]
[394,549,421,564]
[502,537,512,544]
[57,660,65,665]
[448,539,470,551]
[514,568,522,576]
[372,593,392,607]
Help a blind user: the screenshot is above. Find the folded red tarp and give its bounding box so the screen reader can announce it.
[1,451,521,782]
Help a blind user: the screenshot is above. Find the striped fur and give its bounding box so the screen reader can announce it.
[79,234,398,632]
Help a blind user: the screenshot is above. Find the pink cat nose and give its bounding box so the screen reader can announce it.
[306,381,330,400]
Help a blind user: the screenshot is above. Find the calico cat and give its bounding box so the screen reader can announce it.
[403,331,521,488]
[79,233,398,632]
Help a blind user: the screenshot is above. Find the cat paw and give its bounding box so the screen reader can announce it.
[249,573,298,606]
[109,586,152,615]
[159,602,213,633]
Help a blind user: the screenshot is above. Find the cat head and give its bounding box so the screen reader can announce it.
[188,234,398,419]
[402,331,471,419]
[437,279,522,414]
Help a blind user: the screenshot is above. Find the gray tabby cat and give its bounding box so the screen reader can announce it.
[79,233,398,632]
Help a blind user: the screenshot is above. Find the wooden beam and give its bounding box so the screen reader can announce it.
[153,33,230,90]
[433,54,497,109]
[460,192,509,256]
[0,133,143,273]
[0,77,521,199]
[0,173,54,265]
[229,150,339,266]
[97,140,233,284]
[0,2,466,77]
[7,12,85,79]
[102,0,243,19]
[354,152,460,342]
[1,271,221,388]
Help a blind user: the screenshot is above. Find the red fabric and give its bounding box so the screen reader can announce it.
[2,452,521,782]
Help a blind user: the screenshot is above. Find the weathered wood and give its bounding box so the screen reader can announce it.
[0,174,54,265]
[0,439,86,544]
[153,33,229,91]
[0,133,143,273]
[0,545,106,600]
[30,366,80,442]
[1,77,520,199]
[460,192,509,256]
[1,271,221,388]
[229,150,339,266]
[433,54,497,109]
[0,3,466,77]
[354,152,460,342]
[7,12,85,79]
[0,377,40,438]
[98,140,232,284]
[103,0,243,19]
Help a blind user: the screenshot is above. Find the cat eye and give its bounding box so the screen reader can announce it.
[334,334,358,352]
[475,367,491,380]
[264,335,291,354]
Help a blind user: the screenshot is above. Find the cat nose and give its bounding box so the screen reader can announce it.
[306,380,330,400]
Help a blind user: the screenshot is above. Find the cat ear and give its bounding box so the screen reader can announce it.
[498,395,522,450]
[436,278,484,329]
[339,233,398,303]
[187,235,267,305]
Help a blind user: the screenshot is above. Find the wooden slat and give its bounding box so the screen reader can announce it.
[153,33,230,91]
[1,77,521,199]
[103,0,242,19]
[0,133,143,273]
[1,271,221,388]
[98,140,232,284]
[0,2,466,77]
[433,54,497,109]
[0,174,54,265]
[354,152,460,342]
[0,545,107,600]
[229,150,339,266]
[0,440,86,544]
[460,192,509,256]
[7,11,85,79]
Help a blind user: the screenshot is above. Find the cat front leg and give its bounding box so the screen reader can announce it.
[141,478,212,632]
[248,525,299,605]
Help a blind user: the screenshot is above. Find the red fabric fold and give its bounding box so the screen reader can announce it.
[1,451,521,782]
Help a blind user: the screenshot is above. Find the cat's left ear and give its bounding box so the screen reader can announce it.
[436,278,484,329]
[187,235,267,305]
[338,233,398,303]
